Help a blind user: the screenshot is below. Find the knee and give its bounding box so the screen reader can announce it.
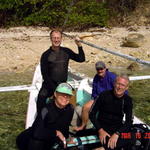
[83,100,94,111]
[38,88,49,98]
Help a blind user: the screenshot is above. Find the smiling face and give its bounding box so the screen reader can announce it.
[50,31,62,49]
[54,92,72,108]
[114,76,129,98]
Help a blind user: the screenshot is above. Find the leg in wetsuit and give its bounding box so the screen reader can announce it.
[16,127,61,150]
[37,81,58,113]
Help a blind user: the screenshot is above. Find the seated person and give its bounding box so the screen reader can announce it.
[74,61,116,131]
[89,74,134,150]
[16,83,74,150]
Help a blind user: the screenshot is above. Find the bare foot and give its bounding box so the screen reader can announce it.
[73,125,85,131]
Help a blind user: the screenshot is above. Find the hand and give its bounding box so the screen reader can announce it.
[74,36,82,47]
[67,137,76,144]
[108,133,119,149]
[56,130,66,148]
[98,128,110,145]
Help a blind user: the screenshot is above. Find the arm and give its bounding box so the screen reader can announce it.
[68,37,85,62]
[32,107,57,140]
[56,130,67,148]
[40,52,50,83]
[89,95,102,131]
[89,96,111,144]
[40,51,54,85]
[117,97,133,134]
[68,46,85,62]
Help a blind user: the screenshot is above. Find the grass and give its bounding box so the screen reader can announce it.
[129,80,150,124]
[0,70,149,150]
[0,71,33,150]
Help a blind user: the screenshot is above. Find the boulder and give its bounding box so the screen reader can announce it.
[121,33,145,48]
[127,62,140,71]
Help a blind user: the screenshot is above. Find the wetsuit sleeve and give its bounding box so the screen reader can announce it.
[40,51,53,85]
[89,95,103,130]
[91,75,98,99]
[61,105,74,138]
[32,107,57,141]
[68,46,85,62]
[45,104,74,139]
[117,97,133,133]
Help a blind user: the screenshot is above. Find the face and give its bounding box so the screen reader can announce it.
[96,68,106,77]
[50,31,62,48]
[114,77,129,98]
[54,92,72,108]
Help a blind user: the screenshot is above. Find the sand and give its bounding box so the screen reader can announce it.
[0,26,150,76]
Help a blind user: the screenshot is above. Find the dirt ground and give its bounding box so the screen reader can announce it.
[0,26,150,76]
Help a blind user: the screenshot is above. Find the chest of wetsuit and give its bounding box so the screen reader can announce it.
[41,46,85,85]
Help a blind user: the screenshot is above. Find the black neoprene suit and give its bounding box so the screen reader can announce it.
[16,100,74,150]
[37,46,85,113]
[89,90,133,149]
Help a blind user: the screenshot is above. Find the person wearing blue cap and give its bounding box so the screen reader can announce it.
[74,61,117,131]
[16,83,74,150]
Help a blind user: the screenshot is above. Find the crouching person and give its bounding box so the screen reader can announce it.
[89,74,135,150]
[16,83,74,150]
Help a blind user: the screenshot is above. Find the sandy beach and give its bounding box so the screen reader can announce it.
[0,26,150,75]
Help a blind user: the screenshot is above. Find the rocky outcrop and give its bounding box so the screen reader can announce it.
[121,33,145,48]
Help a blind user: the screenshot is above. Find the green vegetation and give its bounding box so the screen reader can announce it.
[0,0,108,29]
[129,80,150,124]
[0,71,33,150]
[0,0,148,29]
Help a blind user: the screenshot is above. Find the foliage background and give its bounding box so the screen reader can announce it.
[0,0,149,29]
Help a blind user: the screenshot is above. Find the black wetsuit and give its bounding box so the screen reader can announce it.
[16,100,74,150]
[37,46,85,112]
[89,90,134,149]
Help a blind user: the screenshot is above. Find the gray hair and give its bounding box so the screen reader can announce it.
[115,74,130,84]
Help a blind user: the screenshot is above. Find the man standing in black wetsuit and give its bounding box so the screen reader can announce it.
[37,29,85,112]
[89,74,134,150]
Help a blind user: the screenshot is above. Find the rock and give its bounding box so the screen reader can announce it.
[127,26,139,32]
[121,33,145,48]
[127,62,140,71]
[90,52,97,55]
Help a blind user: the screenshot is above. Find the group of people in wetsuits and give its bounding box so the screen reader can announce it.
[16,29,146,150]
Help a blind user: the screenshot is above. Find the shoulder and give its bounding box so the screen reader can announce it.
[106,70,116,81]
[46,99,55,110]
[66,104,74,112]
[102,90,112,96]
[93,74,99,81]
[41,48,51,58]
[98,90,112,98]
[124,95,133,105]
[106,70,116,77]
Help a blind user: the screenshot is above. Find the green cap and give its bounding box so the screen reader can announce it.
[55,83,73,96]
